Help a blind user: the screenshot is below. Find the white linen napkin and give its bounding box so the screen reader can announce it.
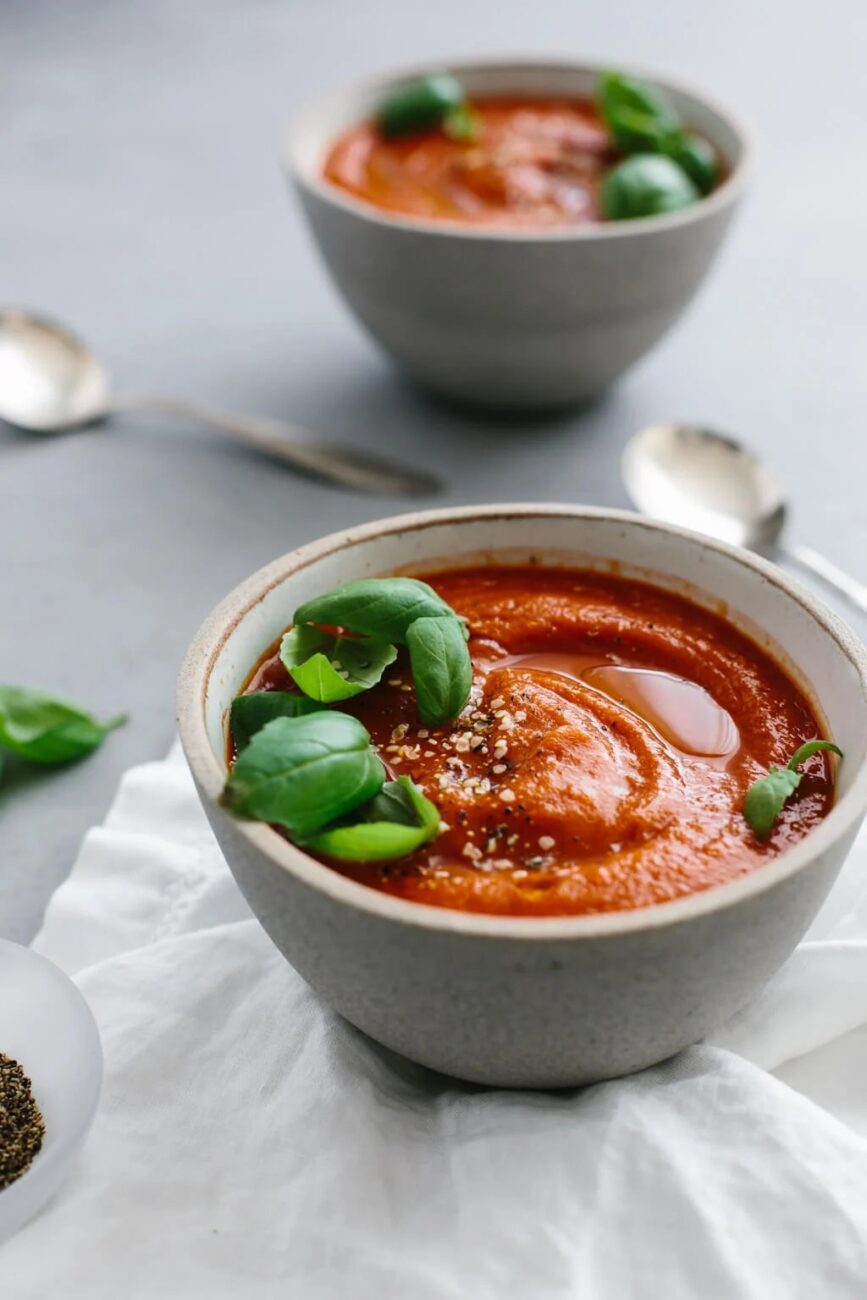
[4,743,867,1299]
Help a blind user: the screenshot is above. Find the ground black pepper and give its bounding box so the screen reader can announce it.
[0,1053,45,1190]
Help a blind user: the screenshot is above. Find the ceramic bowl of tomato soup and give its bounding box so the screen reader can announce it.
[283,59,751,410]
[177,507,867,1087]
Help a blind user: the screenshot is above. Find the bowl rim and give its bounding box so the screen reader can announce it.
[282,53,755,244]
[177,504,867,942]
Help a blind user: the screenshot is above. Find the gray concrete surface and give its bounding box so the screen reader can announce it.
[2,0,865,941]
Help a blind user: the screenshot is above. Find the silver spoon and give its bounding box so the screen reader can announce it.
[0,308,438,496]
[622,423,867,616]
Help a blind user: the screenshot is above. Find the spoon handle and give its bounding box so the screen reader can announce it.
[785,542,867,617]
[108,392,439,496]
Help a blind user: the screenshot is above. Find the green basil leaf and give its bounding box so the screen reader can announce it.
[787,740,843,770]
[363,777,437,827]
[744,739,842,839]
[743,767,802,840]
[280,626,397,703]
[601,154,699,221]
[221,712,385,837]
[443,103,481,143]
[294,578,455,645]
[230,692,325,752]
[306,777,441,861]
[597,71,680,153]
[660,130,717,195]
[406,615,473,727]
[378,74,465,138]
[0,685,126,765]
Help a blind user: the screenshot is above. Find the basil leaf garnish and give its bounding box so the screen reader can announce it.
[378,74,465,138]
[601,155,699,220]
[743,767,802,840]
[306,776,441,861]
[0,685,126,765]
[660,130,717,195]
[280,626,397,703]
[231,692,325,752]
[596,71,716,213]
[744,739,842,839]
[221,713,385,837]
[597,71,680,154]
[443,103,481,143]
[787,740,843,770]
[294,578,455,645]
[406,615,473,726]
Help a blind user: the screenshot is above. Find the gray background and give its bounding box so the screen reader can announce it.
[2,0,865,941]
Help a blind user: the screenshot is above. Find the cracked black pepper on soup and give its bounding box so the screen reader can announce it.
[0,1053,45,1190]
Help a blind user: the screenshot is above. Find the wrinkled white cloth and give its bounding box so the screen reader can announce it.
[4,743,867,1299]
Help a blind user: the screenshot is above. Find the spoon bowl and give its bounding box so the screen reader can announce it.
[0,310,109,432]
[622,423,787,550]
[623,423,867,616]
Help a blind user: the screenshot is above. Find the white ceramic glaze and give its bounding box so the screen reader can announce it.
[283,59,752,409]
[0,942,102,1242]
[177,507,867,1087]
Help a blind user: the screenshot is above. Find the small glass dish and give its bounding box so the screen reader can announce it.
[0,940,102,1243]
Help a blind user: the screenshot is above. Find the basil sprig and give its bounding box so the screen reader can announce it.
[222,709,442,862]
[0,685,126,767]
[280,626,397,704]
[292,577,472,725]
[230,691,325,752]
[744,740,842,840]
[306,776,440,861]
[598,71,680,154]
[378,74,478,142]
[221,712,385,838]
[596,71,717,220]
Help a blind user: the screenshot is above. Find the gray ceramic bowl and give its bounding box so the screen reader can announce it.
[283,59,752,410]
[177,506,867,1087]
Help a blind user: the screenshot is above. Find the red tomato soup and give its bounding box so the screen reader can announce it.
[237,567,834,917]
[323,97,616,228]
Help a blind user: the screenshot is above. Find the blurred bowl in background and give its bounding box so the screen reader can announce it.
[283,58,752,411]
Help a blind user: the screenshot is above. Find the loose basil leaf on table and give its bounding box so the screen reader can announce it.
[221,712,385,838]
[306,776,441,861]
[406,615,473,727]
[601,155,699,221]
[597,71,680,153]
[294,577,459,645]
[378,74,466,138]
[660,130,717,195]
[0,685,126,765]
[230,691,325,752]
[280,625,397,704]
[744,740,842,840]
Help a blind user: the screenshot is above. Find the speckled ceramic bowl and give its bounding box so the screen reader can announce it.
[283,58,752,410]
[176,506,867,1087]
